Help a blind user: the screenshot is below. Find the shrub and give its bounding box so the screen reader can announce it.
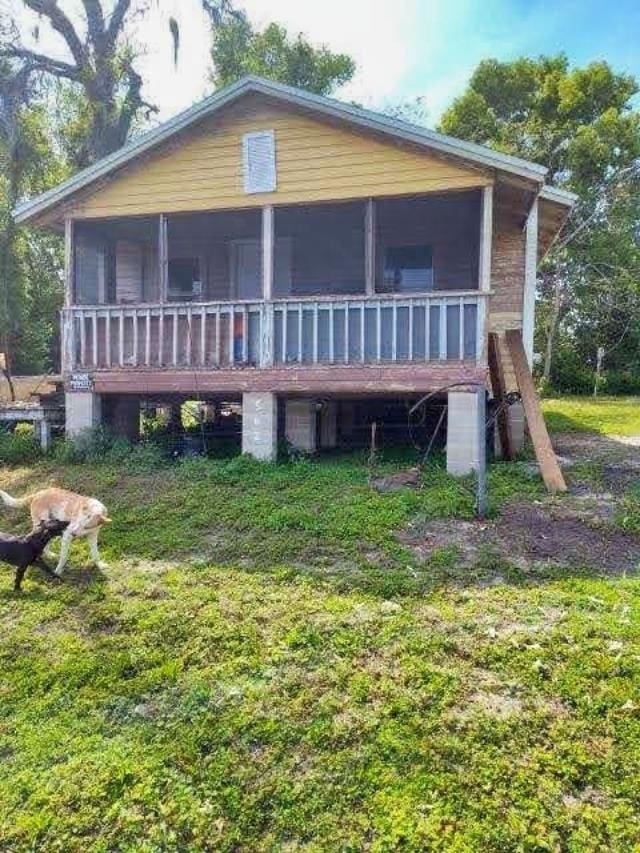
[0,428,42,464]
[603,371,640,396]
[546,345,595,395]
[53,426,166,470]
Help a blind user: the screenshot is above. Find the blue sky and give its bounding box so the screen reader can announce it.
[11,0,640,125]
[397,0,640,121]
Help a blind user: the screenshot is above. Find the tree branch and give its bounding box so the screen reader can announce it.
[105,0,132,51]
[80,0,106,46]
[0,45,81,80]
[21,0,87,67]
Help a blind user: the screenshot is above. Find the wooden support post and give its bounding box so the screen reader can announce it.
[522,195,539,366]
[365,199,376,296]
[158,214,168,304]
[479,185,493,293]
[505,328,566,493]
[262,205,274,301]
[260,205,274,367]
[64,218,74,307]
[488,332,514,460]
[478,185,493,363]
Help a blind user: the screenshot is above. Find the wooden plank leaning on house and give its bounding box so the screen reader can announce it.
[488,332,514,461]
[505,328,566,494]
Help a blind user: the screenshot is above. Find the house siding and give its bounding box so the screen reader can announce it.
[71,95,491,219]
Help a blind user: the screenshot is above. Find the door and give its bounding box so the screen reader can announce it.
[232,238,292,299]
[232,239,261,299]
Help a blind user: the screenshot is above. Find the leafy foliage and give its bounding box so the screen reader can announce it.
[440,55,640,393]
[0,64,67,379]
[211,14,355,94]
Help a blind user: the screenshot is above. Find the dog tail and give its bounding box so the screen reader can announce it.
[0,490,33,509]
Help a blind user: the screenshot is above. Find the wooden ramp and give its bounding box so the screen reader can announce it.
[505,329,567,494]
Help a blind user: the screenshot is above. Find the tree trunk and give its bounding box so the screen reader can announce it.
[0,157,18,402]
[543,276,563,383]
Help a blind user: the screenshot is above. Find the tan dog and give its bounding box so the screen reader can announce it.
[0,488,111,575]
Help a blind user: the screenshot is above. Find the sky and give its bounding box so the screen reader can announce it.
[7,0,640,127]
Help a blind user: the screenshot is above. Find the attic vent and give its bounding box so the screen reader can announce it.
[243,130,276,193]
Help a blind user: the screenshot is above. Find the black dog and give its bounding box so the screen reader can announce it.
[0,520,70,592]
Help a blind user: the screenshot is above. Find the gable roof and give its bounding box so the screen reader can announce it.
[14,75,574,225]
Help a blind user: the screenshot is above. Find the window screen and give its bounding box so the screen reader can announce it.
[243,130,276,193]
[383,245,433,292]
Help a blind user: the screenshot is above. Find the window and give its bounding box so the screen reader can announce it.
[243,130,276,193]
[383,245,433,292]
[168,258,201,298]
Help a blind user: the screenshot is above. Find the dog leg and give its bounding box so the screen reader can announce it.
[14,566,27,593]
[54,528,73,576]
[34,556,62,583]
[87,529,108,570]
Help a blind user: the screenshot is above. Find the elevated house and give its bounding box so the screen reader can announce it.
[14,76,575,471]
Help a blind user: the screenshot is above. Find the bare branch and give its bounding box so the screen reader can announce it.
[0,44,81,80]
[80,0,106,45]
[21,0,87,67]
[105,0,132,51]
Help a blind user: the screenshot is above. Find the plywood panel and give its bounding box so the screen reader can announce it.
[72,95,490,219]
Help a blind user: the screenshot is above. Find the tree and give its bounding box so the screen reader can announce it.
[210,13,355,95]
[0,0,157,169]
[440,55,640,387]
[0,62,66,389]
[0,0,239,380]
[0,1,238,169]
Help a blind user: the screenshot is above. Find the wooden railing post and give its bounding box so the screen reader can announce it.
[61,309,75,373]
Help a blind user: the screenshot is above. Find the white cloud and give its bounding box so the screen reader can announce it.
[10,0,635,132]
[135,0,426,121]
[6,0,421,121]
[240,0,420,104]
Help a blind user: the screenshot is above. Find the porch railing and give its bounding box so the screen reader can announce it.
[62,292,486,372]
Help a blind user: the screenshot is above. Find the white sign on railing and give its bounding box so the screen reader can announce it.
[69,372,94,391]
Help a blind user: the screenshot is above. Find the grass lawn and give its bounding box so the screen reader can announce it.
[0,399,638,850]
[542,396,640,436]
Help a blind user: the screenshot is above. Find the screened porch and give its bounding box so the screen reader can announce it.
[63,191,487,370]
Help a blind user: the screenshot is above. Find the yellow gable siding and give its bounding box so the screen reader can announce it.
[73,96,490,219]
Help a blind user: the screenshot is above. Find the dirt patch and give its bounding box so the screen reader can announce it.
[370,468,421,492]
[399,429,640,575]
[553,431,640,496]
[401,500,640,574]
